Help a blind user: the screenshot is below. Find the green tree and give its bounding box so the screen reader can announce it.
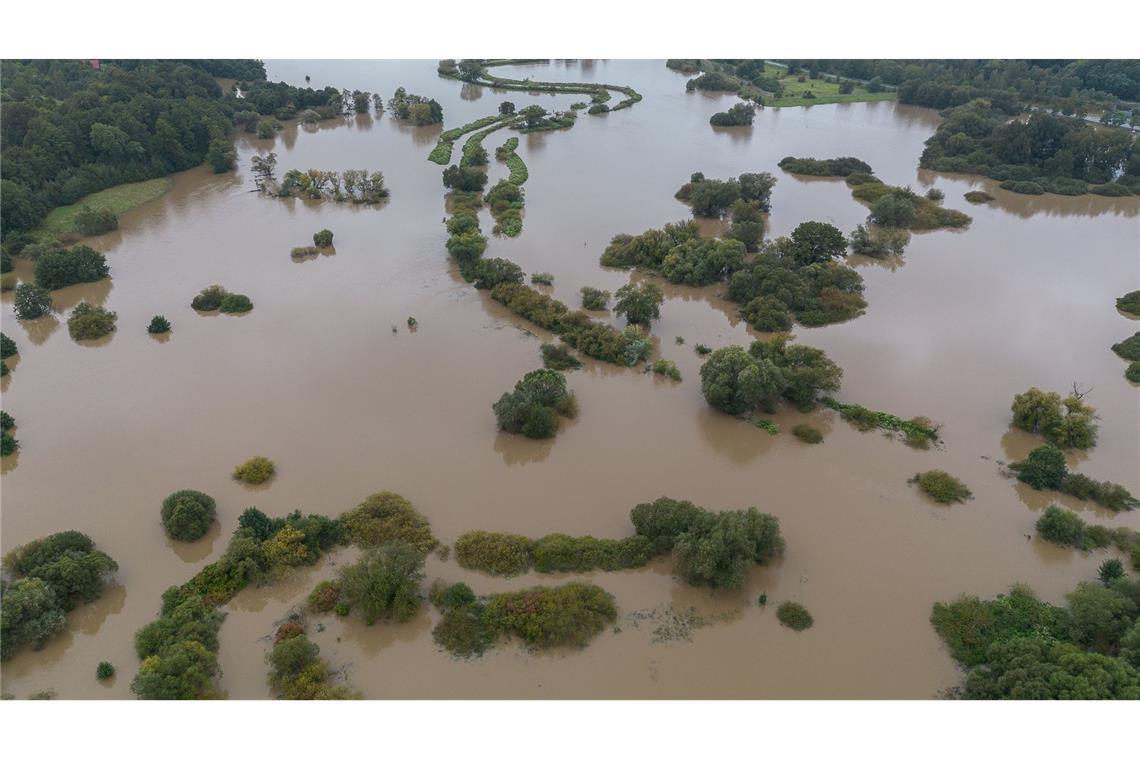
[34,245,109,290]
[787,221,847,265]
[131,640,218,700]
[1066,582,1137,654]
[1013,444,1068,490]
[206,137,236,173]
[160,490,217,542]
[0,578,67,660]
[336,542,425,625]
[699,346,786,415]
[613,282,664,327]
[673,508,784,589]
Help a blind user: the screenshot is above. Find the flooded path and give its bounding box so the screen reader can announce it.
[2,60,1137,698]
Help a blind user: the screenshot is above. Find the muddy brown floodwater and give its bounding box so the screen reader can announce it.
[1,60,1138,699]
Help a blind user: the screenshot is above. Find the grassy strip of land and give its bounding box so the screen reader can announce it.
[428,114,514,165]
[32,177,173,241]
[439,59,643,112]
[496,137,528,185]
[461,121,516,167]
[674,60,896,109]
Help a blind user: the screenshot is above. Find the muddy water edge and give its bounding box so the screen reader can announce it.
[1,59,1137,699]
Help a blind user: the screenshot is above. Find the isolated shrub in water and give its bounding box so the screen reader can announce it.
[493,369,577,439]
[1112,332,1140,361]
[792,424,823,444]
[67,303,117,340]
[96,661,115,680]
[482,582,617,649]
[911,470,973,503]
[233,456,275,484]
[313,229,334,247]
[454,531,533,576]
[540,343,582,371]
[34,245,109,290]
[13,283,52,319]
[580,286,610,310]
[160,490,217,542]
[777,601,814,631]
[147,315,171,334]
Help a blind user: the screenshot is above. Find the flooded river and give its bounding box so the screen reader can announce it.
[1,60,1137,699]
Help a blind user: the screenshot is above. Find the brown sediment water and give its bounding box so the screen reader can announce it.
[1,60,1137,699]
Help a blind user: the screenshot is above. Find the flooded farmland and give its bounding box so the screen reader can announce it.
[1,59,1137,699]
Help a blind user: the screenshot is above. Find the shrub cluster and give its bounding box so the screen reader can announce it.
[388,87,443,125]
[147,315,171,334]
[1,532,117,660]
[1112,332,1140,361]
[910,470,973,504]
[848,224,910,258]
[792,424,823,444]
[74,206,119,236]
[454,531,533,576]
[266,629,359,699]
[1010,444,1137,511]
[710,102,755,127]
[776,601,814,631]
[727,243,866,329]
[490,283,651,367]
[160,489,217,542]
[931,577,1140,698]
[540,343,582,371]
[132,507,345,698]
[233,456,275,485]
[34,244,109,290]
[1,410,17,457]
[333,542,425,625]
[580,286,610,311]
[341,491,438,553]
[700,336,843,417]
[674,171,776,218]
[191,284,254,314]
[67,302,117,340]
[13,283,53,320]
[486,179,524,237]
[650,359,681,381]
[963,190,996,203]
[850,180,971,230]
[778,156,873,177]
[821,396,939,446]
[492,369,578,439]
[1010,387,1098,449]
[313,229,334,247]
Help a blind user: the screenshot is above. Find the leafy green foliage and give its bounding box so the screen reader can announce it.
[1,532,117,660]
[777,602,814,631]
[67,302,116,340]
[265,628,357,699]
[341,491,437,553]
[96,661,115,680]
[492,369,577,439]
[34,245,109,290]
[1112,332,1140,361]
[307,581,341,614]
[650,359,681,381]
[160,490,217,542]
[630,497,704,552]
[792,424,823,444]
[335,542,425,625]
[820,397,939,445]
[709,102,755,127]
[74,206,118,235]
[483,582,617,649]
[778,156,873,177]
[147,315,171,334]
[13,283,52,319]
[442,164,487,193]
[219,293,253,314]
[1010,444,1068,490]
[675,172,776,217]
[540,343,582,371]
[911,470,973,504]
[580,286,610,311]
[1116,291,1140,316]
[313,229,333,247]
[700,346,786,415]
[472,258,523,290]
[191,285,227,311]
[851,182,971,230]
[727,248,866,329]
[0,332,16,359]
[1036,504,1093,549]
[1010,387,1098,449]
[672,508,785,589]
[530,535,657,573]
[131,640,218,699]
[454,531,532,577]
[233,456,275,485]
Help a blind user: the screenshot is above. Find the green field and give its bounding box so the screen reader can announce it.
[33,177,173,240]
[760,64,896,108]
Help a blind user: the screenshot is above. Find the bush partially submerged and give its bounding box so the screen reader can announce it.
[334,542,425,625]
[454,531,532,577]
[483,582,617,649]
[792,424,823,444]
[540,343,582,371]
[1011,386,1098,449]
[67,303,117,340]
[776,601,814,631]
[161,490,217,542]
[911,470,973,503]
[341,491,437,553]
[1112,332,1140,361]
[492,369,577,439]
[147,315,171,334]
[233,456,275,485]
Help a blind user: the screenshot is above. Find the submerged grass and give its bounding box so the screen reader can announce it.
[33,178,173,240]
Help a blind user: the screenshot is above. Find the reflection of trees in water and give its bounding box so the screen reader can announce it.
[388,118,443,147]
[335,602,432,658]
[998,426,1089,469]
[50,276,112,311]
[460,82,482,101]
[849,252,906,272]
[930,173,1139,220]
[493,430,554,466]
[72,582,127,636]
[16,313,61,346]
[696,407,776,465]
[0,448,18,474]
[168,520,222,563]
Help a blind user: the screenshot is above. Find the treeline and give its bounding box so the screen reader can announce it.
[780,59,1139,110]
[919,101,1138,194]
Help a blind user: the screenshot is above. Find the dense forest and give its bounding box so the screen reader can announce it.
[779,59,1140,110]
[0,59,343,248]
